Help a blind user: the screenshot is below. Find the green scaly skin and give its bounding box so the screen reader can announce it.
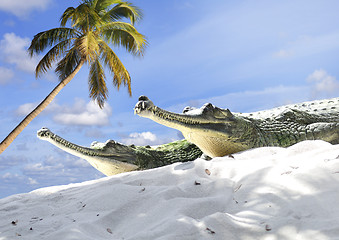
[37,128,202,176]
[38,96,339,176]
[135,96,339,158]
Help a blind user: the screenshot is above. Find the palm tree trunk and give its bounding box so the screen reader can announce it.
[0,59,85,155]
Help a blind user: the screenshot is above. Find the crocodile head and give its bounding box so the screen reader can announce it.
[37,127,139,175]
[134,96,256,157]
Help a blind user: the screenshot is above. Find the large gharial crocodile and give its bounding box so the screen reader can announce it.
[38,96,339,176]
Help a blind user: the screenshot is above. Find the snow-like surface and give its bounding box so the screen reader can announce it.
[184,97,339,120]
[240,97,339,119]
[1,140,339,240]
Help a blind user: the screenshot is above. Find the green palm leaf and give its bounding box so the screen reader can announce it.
[74,31,100,63]
[1,0,147,154]
[60,3,103,31]
[88,58,108,107]
[93,0,122,12]
[102,1,142,24]
[35,38,75,78]
[99,40,131,94]
[60,7,75,26]
[101,21,147,56]
[28,28,79,56]
[29,0,146,97]
[55,47,82,80]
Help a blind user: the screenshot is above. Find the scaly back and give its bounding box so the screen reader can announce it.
[240,97,339,122]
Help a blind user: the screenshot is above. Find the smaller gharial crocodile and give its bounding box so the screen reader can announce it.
[38,96,339,176]
[37,128,202,176]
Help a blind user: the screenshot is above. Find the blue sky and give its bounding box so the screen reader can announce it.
[0,0,339,198]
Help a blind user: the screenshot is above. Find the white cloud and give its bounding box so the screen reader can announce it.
[3,19,15,27]
[168,85,310,114]
[53,99,112,126]
[28,177,38,185]
[15,98,112,126]
[22,154,100,181]
[164,73,338,115]
[0,0,52,18]
[44,154,92,170]
[15,100,61,116]
[119,131,178,146]
[15,102,36,116]
[0,155,28,170]
[85,129,106,138]
[2,172,12,179]
[0,33,38,73]
[16,143,28,151]
[24,162,61,173]
[273,33,339,60]
[121,132,161,146]
[307,69,339,98]
[0,151,102,198]
[1,172,22,180]
[0,66,14,85]
[273,49,294,58]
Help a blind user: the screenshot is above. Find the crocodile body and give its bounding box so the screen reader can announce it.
[37,128,202,175]
[38,97,339,176]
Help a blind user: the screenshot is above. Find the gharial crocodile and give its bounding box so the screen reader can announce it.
[38,96,339,176]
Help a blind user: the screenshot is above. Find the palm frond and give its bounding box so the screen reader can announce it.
[28,0,146,108]
[55,47,82,81]
[35,38,74,78]
[61,3,103,31]
[61,3,88,28]
[93,0,120,12]
[85,0,99,8]
[60,7,75,26]
[74,32,100,63]
[88,57,108,108]
[99,40,131,95]
[28,28,79,56]
[101,1,142,24]
[101,22,147,56]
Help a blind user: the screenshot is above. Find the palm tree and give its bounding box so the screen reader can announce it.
[0,0,147,154]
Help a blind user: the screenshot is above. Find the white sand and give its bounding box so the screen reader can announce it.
[1,140,339,240]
